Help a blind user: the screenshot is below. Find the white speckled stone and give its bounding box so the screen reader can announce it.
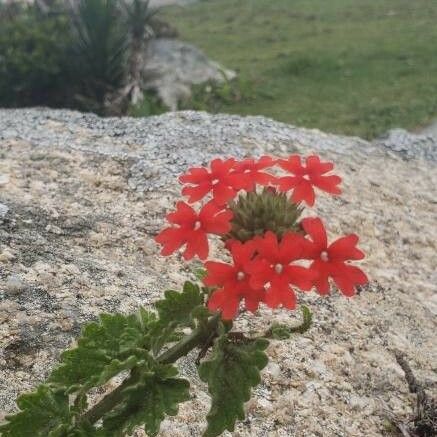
[0,109,435,436]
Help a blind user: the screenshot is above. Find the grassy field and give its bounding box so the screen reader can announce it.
[161,0,437,139]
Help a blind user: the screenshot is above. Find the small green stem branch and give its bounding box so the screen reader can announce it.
[80,371,140,426]
[79,314,221,427]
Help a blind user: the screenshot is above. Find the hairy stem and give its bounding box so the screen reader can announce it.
[79,314,221,426]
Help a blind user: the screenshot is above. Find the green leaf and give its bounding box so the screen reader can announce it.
[102,364,190,437]
[266,305,313,339]
[150,323,179,356]
[66,422,107,436]
[198,336,269,437]
[194,267,207,281]
[49,310,156,393]
[147,281,208,355]
[155,281,204,329]
[0,385,71,436]
[120,308,157,352]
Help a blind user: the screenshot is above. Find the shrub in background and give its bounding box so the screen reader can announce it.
[0,5,71,107]
[67,0,129,113]
[0,0,156,115]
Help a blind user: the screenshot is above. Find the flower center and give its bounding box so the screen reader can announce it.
[320,250,329,262]
[236,271,245,281]
[303,174,311,181]
[211,177,220,185]
[194,220,202,230]
[274,263,283,274]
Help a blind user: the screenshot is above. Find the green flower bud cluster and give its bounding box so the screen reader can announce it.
[227,188,303,242]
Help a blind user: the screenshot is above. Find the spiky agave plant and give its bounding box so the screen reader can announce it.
[67,0,128,114]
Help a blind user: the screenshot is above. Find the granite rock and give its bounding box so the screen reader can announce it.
[0,108,436,436]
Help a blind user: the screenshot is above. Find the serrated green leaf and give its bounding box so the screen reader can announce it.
[198,336,269,437]
[120,310,157,353]
[49,310,156,393]
[155,281,204,329]
[150,323,178,356]
[102,364,190,437]
[0,385,71,437]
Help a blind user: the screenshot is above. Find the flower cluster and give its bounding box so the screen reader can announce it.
[155,155,367,319]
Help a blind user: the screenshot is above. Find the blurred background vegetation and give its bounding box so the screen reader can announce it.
[1,0,437,139]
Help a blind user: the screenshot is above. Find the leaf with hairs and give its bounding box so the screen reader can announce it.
[49,309,156,393]
[198,336,269,437]
[149,281,206,355]
[155,281,204,329]
[102,364,190,437]
[0,385,71,437]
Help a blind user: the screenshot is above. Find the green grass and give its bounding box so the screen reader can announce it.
[160,0,437,139]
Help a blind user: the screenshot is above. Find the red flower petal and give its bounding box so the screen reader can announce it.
[212,183,237,205]
[230,239,257,267]
[291,179,315,206]
[155,227,186,256]
[305,155,334,174]
[279,288,297,310]
[257,155,276,168]
[183,230,209,260]
[264,278,296,309]
[210,158,236,176]
[244,289,265,312]
[208,288,240,320]
[247,259,273,289]
[179,167,209,184]
[181,183,212,203]
[278,232,305,263]
[254,231,279,261]
[328,234,365,261]
[253,172,275,186]
[284,265,315,291]
[310,175,342,195]
[198,202,233,234]
[278,155,305,175]
[301,217,328,251]
[276,176,300,192]
[264,287,281,309]
[203,261,235,287]
[331,263,368,296]
[166,201,197,225]
[310,260,331,295]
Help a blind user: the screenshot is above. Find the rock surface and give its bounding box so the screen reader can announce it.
[0,108,436,436]
[144,38,236,110]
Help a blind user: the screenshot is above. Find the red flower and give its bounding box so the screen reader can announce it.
[155,201,232,260]
[301,217,368,296]
[205,240,264,319]
[276,155,341,206]
[179,158,240,205]
[231,156,276,191]
[247,231,315,309]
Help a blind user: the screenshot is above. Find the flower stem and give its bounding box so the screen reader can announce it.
[79,314,221,427]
